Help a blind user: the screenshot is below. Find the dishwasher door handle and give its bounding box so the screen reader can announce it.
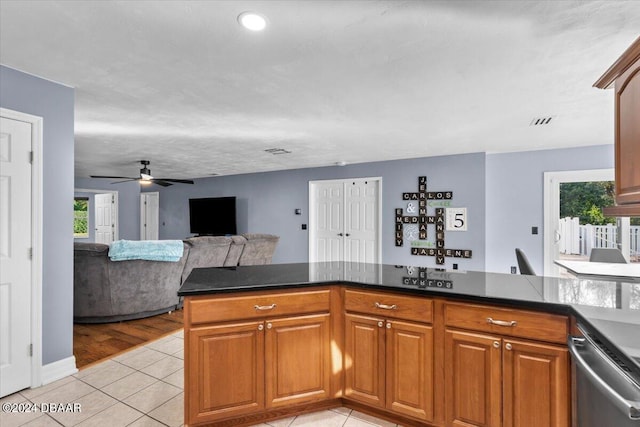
[568,336,640,420]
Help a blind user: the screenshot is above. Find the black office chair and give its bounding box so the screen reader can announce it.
[515,248,536,276]
[589,248,627,264]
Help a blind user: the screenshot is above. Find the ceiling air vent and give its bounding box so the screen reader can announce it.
[530,116,555,126]
[265,148,292,155]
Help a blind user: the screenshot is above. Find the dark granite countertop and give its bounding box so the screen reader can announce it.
[179,262,640,376]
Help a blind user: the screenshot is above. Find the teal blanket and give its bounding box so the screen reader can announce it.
[108,240,184,262]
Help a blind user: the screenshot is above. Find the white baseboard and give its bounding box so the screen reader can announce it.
[41,356,78,385]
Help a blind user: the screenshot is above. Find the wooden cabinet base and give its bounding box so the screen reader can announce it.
[185,398,442,427]
[185,399,342,427]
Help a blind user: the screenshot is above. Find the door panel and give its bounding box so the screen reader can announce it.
[140,192,159,240]
[265,314,331,407]
[445,329,502,427]
[0,116,32,397]
[95,193,114,244]
[344,313,385,407]
[311,182,343,262]
[188,321,265,423]
[502,339,569,427]
[386,320,434,421]
[345,179,379,263]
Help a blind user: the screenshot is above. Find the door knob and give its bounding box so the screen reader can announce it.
[345,233,351,237]
[338,233,344,236]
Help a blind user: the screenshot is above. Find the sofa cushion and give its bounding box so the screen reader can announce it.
[224,235,247,267]
[238,233,279,265]
[182,236,232,282]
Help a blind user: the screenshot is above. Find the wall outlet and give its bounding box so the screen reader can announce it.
[531,226,538,235]
[452,263,458,270]
[511,266,517,274]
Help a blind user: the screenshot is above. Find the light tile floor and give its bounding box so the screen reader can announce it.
[1,330,400,427]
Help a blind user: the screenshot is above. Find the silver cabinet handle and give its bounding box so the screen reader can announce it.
[375,302,397,310]
[487,317,517,327]
[258,324,264,331]
[505,343,513,351]
[377,321,384,328]
[254,304,276,311]
[267,322,272,329]
[493,341,500,348]
[386,322,391,329]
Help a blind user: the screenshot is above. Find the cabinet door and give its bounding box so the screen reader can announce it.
[502,339,569,427]
[265,313,331,408]
[344,313,385,407]
[445,329,502,427]
[385,319,434,422]
[187,321,265,425]
[615,63,640,205]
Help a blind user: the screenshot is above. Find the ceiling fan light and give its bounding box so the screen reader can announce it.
[140,172,153,180]
[140,179,153,185]
[238,12,267,31]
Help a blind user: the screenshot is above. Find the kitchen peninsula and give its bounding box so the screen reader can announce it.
[178,262,640,427]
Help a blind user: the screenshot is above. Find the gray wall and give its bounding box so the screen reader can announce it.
[74,178,142,241]
[485,145,614,275]
[1,66,75,365]
[158,153,487,271]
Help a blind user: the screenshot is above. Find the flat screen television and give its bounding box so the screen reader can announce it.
[189,196,237,236]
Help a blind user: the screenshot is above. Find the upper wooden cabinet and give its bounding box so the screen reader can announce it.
[595,37,640,216]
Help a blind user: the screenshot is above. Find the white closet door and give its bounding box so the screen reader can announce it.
[344,179,380,263]
[309,178,381,263]
[310,181,344,262]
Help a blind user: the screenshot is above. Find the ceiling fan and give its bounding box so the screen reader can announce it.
[90,160,195,187]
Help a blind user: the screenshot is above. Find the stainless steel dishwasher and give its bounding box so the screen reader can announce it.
[569,325,640,426]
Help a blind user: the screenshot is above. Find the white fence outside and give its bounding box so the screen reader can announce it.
[559,217,640,259]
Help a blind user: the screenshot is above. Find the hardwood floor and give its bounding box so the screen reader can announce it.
[73,309,184,369]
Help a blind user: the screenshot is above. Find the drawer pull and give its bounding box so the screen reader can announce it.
[254,304,277,311]
[487,317,517,327]
[375,302,397,310]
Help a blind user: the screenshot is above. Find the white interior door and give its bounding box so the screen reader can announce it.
[95,193,115,244]
[309,178,381,263]
[344,179,380,263]
[0,116,33,397]
[140,192,159,240]
[309,181,344,262]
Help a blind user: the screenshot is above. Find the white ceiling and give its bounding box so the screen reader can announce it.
[1,1,639,180]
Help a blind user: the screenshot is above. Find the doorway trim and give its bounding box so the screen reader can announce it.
[308,177,382,263]
[1,107,43,389]
[543,168,614,277]
[74,188,119,242]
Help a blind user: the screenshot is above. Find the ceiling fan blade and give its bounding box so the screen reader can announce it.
[110,179,140,184]
[90,175,138,180]
[151,179,173,187]
[155,178,195,184]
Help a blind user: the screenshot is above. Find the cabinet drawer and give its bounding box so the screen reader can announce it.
[444,302,568,344]
[344,289,433,324]
[188,289,331,325]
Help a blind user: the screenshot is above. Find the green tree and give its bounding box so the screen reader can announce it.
[560,181,616,225]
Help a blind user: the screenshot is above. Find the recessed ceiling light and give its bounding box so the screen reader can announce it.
[238,12,267,31]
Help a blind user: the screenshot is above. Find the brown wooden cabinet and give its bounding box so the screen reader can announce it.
[184,289,333,426]
[183,286,573,427]
[595,37,640,216]
[344,290,434,423]
[444,303,570,427]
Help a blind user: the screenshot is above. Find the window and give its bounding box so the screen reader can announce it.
[74,197,89,238]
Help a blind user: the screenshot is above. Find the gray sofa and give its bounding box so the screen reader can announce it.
[73,234,279,323]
